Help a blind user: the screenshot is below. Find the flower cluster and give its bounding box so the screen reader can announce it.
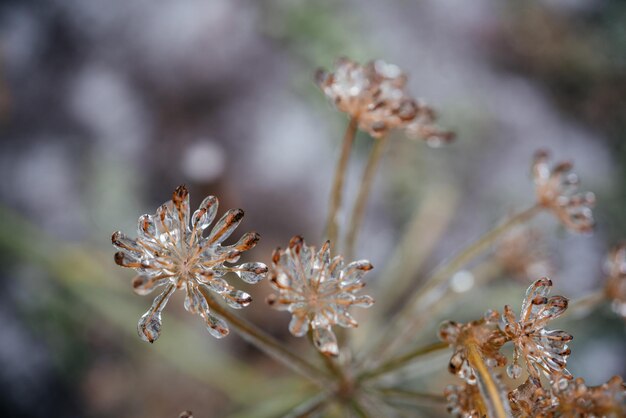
[267,236,374,356]
[532,150,595,233]
[112,186,268,342]
[444,382,484,418]
[316,57,454,144]
[439,311,508,384]
[500,278,572,382]
[604,243,626,320]
[509,376,626,417]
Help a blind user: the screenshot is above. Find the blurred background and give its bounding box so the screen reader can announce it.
[0,0,625,417]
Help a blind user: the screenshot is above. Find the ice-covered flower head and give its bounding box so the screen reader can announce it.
[112,185,267,342]
[316,57,454,145]
[267,236,374,356]
[532,150,595,233]
[501,278,572,383]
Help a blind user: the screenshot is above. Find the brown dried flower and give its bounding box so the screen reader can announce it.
[267,236,374,356]
[112,185,268,342]
[604,243,626,320]
[509,377,555,417]
[554,376,626,417]
[316,57,454,144]
[501,278,572,383]
[532,150,595,233]
[439,310,508,384]
[445,382,485,418]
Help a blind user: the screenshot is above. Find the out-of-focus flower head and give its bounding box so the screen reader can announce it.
[444,382,484,418]
[495,226,553,282]
[532,150,595,233]
[508,377,554,417]
[439,310,508,384]
[315,57,454,144]
[112,185,268,342]
[501,278,572,383]
[553,376,626,417]
[267,236,374,356]
[604,243,626,320]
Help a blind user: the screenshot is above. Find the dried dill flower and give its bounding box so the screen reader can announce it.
[445,382,485,418]
[495,226,553,282]
[267,236,374,356]
[439,311,508,384]
[604,243,626,319]
[508,377,555,418]
[501,278,572,383]
[532,150,595,233]
[112,185,268,342]
[555,376,626,417]
[315,57,454,144]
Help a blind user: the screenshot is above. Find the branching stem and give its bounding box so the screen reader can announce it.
[326,118,358,254]
[199,287,329,386]
[345,134,389,259]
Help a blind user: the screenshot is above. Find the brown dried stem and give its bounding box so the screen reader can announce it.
[345,134,390,260]
[198,287,329,386]
[326,117,358,254]
[465,340,510,418]
[367,204,541,363]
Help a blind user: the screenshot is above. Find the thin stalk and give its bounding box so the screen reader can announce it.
[345,135,389,260]
[199,287,329,385]
[373,387,446,405]
[359,341,448,381]
[326,117,358,254]
[349,398,371,418]
[281,392,332,418]
[369,205,541,362]
[466,340,510,418]
[565,289,605,318]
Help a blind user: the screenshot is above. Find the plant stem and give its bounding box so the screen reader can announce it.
[368,205,541,362]
[359,341,448,381]
[373,387,446,405]
[326,117,358,254]
[466,340,510,418]
[199,287,329,386]
[349,398,371,418]
[345,135,389,260]
[565,289,606,318]
[281,392,332,418]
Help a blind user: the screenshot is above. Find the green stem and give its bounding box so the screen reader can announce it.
[349,398,371,418]
[373,387,446,405]
[326,117,358,254]
[368,205,541,363]
[199,287,329,386]
[358,341,448,381]
[281,392,332,418]
[345,135,389,260]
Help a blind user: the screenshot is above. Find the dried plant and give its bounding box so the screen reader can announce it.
[110,58,625,417]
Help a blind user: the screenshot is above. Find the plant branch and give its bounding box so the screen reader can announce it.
[281,391,332,418]
[368,204,541,362]
[373,387,446,405]
[359,341,448,381]
[564,289,606,318]
[345,134,389,260]
[326,117,358,254]
[199,287,329,386]
[466,340,510,418]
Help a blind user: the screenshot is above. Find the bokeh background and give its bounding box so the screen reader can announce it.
[0,0,625,417]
